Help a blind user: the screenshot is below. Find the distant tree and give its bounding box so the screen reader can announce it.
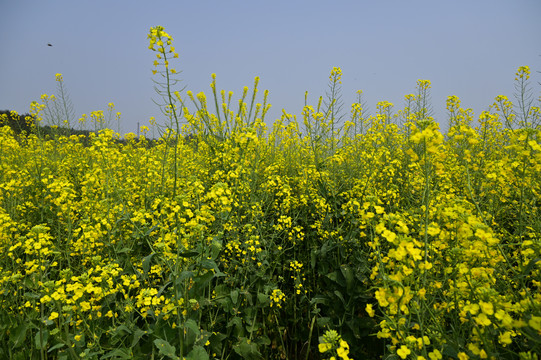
[0,110,35,134]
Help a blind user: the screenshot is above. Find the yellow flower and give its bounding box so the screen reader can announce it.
[479,301,494,316]
[528,140,541,151]
[393,245,407,260]
[464,303,479,315]
[428,349,442,360]
[375,222,386,234]
[468,343,480,355]
[49,312,59,320]
[270,289,285,308]
[337,340,350,359]
[365,303,375,317]
[80,301,91,312]
[499,331,513,345]
[529,316,541,330]
[475,313,491,326]
[397,345,411,359]
[319,342,332,353]
[427,223,440,236]
[337,350,349,359]
[382,229,397,243]
[417,336,430,348]
[375,288,390,307]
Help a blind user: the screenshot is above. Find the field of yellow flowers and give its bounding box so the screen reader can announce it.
[0,26,540,360]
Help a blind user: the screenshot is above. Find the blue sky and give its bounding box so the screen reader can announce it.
[1,0,540,134]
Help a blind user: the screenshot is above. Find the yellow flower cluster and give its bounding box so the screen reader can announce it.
[329,67,343,84]
[1,43,540,359]
[289,260,306,295]
[147,25,179,75]
[319,329,353,360]
[270,289,285,308]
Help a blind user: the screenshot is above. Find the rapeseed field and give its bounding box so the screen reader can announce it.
[0,26,539,359]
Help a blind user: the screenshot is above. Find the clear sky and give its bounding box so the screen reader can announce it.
[1,0,540,134]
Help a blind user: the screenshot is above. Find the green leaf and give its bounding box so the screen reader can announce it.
[334,290,346,306]
[326,271,346,287]
[233,337,262,360]
[154,338,180,360]
[522,257,541,277]
[326,270,337,281]
[317,317,332,327]
[101,348,133,359]
[142,252,156,275]
[10,323,30,349]
[131,328,148,348]
[244,292,253,306]
[255,336,271,346]
[47,342,66,352]
[179,250,199,258]
[200,259,217,270]
[230,290,239,305]
[176,270,194,284]
[310,248,317,270]
[227,317,244,336]
[208,332,227,355]
[185,319,201,337]
[34,329,49,350]
[192,271,214,293]
[310,295,328,305]
[213,269,226,278]
[158,281,172,297]
[210,239,223,260]
[23,292,41,299]
[187,345,209,360]
[145,224,158,236]
[112,324,132,337]
[257,292,270,306]
[340,265,355,291]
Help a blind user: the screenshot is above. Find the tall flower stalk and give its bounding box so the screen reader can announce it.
[148,25,185,198]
